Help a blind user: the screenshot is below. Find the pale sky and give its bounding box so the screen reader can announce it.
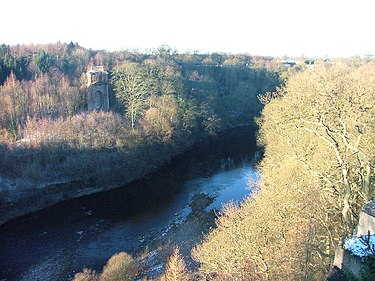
[2,0,374,57]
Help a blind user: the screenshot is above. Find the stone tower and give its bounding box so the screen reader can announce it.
[86,65,109,111]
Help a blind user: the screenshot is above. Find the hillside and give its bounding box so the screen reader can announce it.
[0,43,280,224]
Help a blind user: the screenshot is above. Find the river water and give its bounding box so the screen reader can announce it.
[0,126,260,281]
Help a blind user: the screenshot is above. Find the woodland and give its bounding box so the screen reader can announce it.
[0,43,278,186]
[0,42,374,280]
[71,60,375,281]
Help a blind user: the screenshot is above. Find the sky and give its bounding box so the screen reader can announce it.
[2,0,375,57]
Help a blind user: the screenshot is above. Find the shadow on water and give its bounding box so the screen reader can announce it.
[0,126,260,280]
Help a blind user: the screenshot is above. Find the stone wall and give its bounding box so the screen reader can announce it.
[327,200,375,281]
[357,201,375,237]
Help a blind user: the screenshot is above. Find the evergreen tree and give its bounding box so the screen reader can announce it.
[35,49,50,73]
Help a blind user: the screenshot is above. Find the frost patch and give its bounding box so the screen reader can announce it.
[344,235,375,257]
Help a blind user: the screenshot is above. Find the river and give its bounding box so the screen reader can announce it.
[0,126,260,281]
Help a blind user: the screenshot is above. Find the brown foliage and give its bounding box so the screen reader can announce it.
[73,268,99,281]
[99,252,138,281]
[20,111,128,149]
[141,95,178,141]
[0,111,131,182]
[159,247,190,281]
[193,62,375,280]
[0,71,85,139]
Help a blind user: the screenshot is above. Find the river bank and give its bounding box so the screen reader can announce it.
[0,138,190,226]
[0,125,257,226]
[0,125,259,280]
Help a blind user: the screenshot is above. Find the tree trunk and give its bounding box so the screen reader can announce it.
[341,164,352,227]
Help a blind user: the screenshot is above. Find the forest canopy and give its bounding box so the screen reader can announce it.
[193,62,375,280]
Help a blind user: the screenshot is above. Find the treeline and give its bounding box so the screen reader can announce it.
[0,42,90,141]
[0,43,279,185]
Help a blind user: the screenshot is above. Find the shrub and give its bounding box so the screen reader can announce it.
[99,252,138,281]
[72,268,99,281]
[159,247,190,281]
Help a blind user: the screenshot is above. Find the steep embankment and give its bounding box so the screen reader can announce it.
[0,132,194,225]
